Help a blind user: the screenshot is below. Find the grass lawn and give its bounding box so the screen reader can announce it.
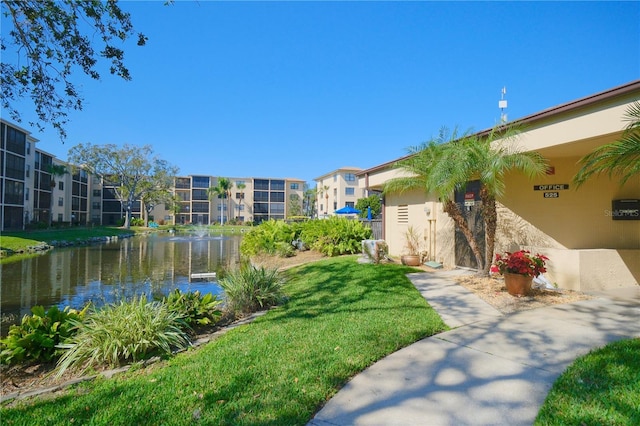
[0,227,137,251]
[535,337,640,425]
[1,256,446,425]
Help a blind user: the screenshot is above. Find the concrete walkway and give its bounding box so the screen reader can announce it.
[308,269,640,426]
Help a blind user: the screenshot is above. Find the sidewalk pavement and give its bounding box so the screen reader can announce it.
[308,269,640,426]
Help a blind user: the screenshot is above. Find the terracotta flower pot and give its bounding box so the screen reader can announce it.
[504,272,533,296]
[401,254,421,266]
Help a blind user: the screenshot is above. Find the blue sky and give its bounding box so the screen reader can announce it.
[4,1,639,187]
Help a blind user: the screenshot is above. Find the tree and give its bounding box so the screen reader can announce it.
[1,1,147,141]
[68,143,178,229]
[139,169,175,227]
[303,184,316,217]
[288,194,303,217]
[47,163,67,226]
[236,182,246,221]
[573,101,640,188]
[208,177,232,225]
[355,194,381,219]
[317,185,330,217]
[385,126,548,276]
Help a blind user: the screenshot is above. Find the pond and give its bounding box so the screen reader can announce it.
[0,230,243,335]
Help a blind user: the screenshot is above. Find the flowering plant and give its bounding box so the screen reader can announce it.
[491,250,549,277]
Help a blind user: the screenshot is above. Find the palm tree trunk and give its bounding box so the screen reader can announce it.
[443,199,485,273]
[479,186,497,277]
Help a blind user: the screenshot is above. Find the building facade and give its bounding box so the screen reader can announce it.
[153,176,305,225]
[314,167,364,217]
[358,80,640,292]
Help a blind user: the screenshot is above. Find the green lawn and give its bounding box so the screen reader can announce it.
[1,256,446,425]
[0,227,137,251]
[535,337,640,425]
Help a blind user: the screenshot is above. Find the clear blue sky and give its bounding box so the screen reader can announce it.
[5,1,639,188]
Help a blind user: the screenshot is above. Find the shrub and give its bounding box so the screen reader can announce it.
[161,289,223,329]
[55,295,190,376]
[0,305,89,365]
[239,219,298,257]
[219,264,285,315]
[300,217,372,256]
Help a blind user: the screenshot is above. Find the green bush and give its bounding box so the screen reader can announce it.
[161,289,223,328]
[300,217,372,256]
[219,264,285,315]
[0,305,89,365]
[240,219,298,257]
[130,217,145,226]
[55,295,190,377]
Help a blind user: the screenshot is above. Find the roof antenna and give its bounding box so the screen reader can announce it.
[499,86,508,123]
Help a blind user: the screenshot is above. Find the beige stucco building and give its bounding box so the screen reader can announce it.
[358,80,640,292]
[314,167,364,217]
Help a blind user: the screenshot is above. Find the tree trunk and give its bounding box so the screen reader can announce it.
[443,199,485,273]
[480,187,497,277]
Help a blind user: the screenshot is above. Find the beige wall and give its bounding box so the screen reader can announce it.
[361,84,640,292]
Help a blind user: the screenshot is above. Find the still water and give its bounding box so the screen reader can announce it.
[1,231,242,333]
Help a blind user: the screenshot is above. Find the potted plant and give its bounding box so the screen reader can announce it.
[400,225,423,266]
[491,250,549,296]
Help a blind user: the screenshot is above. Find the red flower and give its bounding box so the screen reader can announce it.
[493,250,548,277]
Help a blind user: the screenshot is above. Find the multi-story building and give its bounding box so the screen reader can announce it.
[314,167,364,218]
[2,119,305,229]
[154,176,305,225]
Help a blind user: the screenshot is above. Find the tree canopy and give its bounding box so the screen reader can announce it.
[1,0,146,140]
[68,143,178,229]
[573,101,640,188]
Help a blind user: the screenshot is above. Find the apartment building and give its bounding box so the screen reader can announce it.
[314,167,364,217]
[152,176,305,225]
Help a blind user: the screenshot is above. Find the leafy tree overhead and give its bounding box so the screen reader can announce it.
[573,101,640,187]
[1,0,147,140]
[385,126,548,276]
[68,143,178,229]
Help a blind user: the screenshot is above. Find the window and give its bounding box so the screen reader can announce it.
[26,164,30,178]
[271,203,285,214]
[345,187,355,196]
[58,213,63,222]
[344,173,356,182]
[93,189,101,197]
[92,202,101,210]
[346,202,355,208]
[254,191,269,202]
[175,177,191,189]
[270,180,284,191]
[333,174,337,182]
[58,197,63,207]
[254,179,269,190]
[290,183,299,190]
[58,181,64,190]
[235,192,245,199]
[192,176,210,188]
[192,189,208,200]
[5,153,25,180]
[254,202,269,214]
[25,188,29,201]
[270,192,285,202]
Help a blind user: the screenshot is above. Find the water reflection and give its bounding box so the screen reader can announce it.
[1,232,242,333]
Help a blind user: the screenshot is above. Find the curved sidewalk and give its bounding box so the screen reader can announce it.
[309,269,640,426]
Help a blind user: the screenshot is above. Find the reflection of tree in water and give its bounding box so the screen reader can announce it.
[0,234,242,327]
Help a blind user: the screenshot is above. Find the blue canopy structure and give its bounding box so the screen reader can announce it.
[335,206,361,215]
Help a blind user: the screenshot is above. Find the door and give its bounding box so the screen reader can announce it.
[454,180,485,269]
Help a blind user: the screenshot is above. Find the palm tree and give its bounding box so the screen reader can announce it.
[317,185,330,217]
[236,182,246,221]
[385,126,548,276]
[573,101,640,187]
[208,177,233,225]
[47,163,68,226]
